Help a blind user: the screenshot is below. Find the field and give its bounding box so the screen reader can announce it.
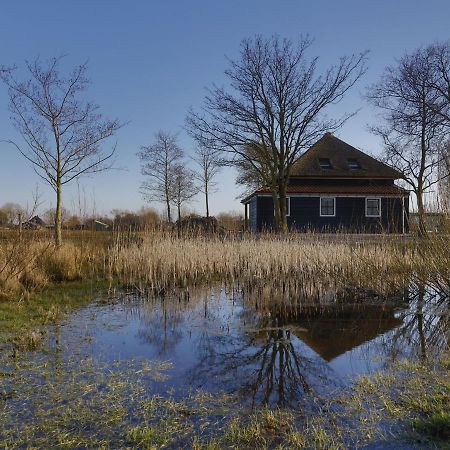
[0,229,449,448]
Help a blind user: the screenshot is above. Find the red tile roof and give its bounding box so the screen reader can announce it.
[242,184,408,203]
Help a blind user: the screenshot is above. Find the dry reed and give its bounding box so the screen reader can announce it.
[1,231,448,299]
[111,233,448,296]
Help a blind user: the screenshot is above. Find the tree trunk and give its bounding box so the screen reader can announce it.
[417,282,427,361]
[55,178,63,246]
[278,181,288,233]
[166,199,171,223]
[205,184,209,218]
[416,186,427,237]
[272,191,281,232]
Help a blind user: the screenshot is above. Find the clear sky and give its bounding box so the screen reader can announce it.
[1,0,449,217]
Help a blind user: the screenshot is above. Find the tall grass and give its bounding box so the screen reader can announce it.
[112,233,449,295]
[0,232,107,298]
[1,230,449,299]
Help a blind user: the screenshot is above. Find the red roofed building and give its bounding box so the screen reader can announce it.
[242,133,409,233]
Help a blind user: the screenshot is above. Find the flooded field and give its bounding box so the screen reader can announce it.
[50,284,448,403]
[1,281,448,448]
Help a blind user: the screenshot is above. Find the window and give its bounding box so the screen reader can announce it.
[320,197,335,217]
[273,197,290,216]
[347,158,361,169]
[366,198,381,217]
[319,158,333,169]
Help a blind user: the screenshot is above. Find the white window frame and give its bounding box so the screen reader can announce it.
[365,197,381,217]
[273,196,290,217]
[320,196,336,217]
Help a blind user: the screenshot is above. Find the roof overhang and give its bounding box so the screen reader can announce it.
[241,184,409,204]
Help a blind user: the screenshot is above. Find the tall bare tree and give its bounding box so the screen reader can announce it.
[186,35,367,231]
[172,164,198,221]
[1,57,121,245]
[426,41,450,125]
[137,131,183,223]
[192,145,221,217]
[367,48,448,236]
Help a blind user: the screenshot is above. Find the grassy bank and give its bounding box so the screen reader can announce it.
[0,280,114,350]
[1,345,448,448]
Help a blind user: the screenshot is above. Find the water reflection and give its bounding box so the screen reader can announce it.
[291,305,403,362]
[57,282,449,408]
[187,324,325,408]
[381,283,449,362]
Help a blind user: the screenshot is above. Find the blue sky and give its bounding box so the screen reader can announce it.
[1,1,449,217]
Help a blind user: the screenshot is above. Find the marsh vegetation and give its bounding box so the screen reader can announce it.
[0,230,449,448]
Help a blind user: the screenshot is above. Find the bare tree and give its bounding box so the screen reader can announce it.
[186,35,367,231]
[426,41,450,125]
[172,164,198,221]
[1,57,121,245]
[367,48,448,236]
[137,131,183,223]
[191,145,221,217]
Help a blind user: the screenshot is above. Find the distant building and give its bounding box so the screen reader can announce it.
[83,219,110,231]
[242,133,409,233]
[21,215,46,230]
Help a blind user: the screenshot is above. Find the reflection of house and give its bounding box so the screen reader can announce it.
[21,215,46,230]
[291,305,402,361]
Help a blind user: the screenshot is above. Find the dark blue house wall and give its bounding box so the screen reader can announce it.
[255,196,407,233]
[249,196,257,230]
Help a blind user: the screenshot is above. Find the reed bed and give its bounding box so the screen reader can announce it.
[1,231,449,299]
[111,233,428,295]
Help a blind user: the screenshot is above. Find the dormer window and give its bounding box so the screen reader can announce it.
[348,158,361,169]
[319,158,332,169]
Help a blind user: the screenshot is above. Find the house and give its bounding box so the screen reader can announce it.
[242,133,409,233]
[21,215,46,230]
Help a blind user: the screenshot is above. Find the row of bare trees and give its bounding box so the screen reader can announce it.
[2,37,450,242]
[137,131,222,222]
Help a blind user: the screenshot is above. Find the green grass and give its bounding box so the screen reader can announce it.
[347,357,450,448]
[0,279,114,347]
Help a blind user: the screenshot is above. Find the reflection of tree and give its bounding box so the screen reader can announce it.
[138,302,184,355]
[187,313,335,408]
[136,286,224,355]
[133,281,448,407]
[378,283,449,362]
